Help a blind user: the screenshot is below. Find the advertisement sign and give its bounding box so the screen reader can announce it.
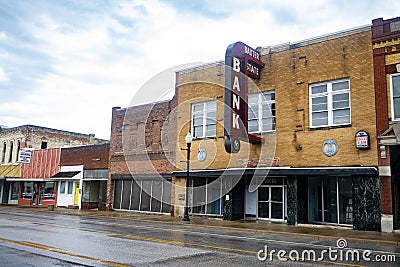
[224,41,265,153]
[355,130,370,149]
[18,150,32,163]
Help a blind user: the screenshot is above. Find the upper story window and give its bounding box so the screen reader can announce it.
[1,142,5,163]
[8,141,13,163]
[192,101,216,139]
[248,91,276,133]
[310,79,351,128]
[391,73,400,120]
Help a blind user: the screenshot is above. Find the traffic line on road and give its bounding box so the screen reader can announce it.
[116,234,365,267]
[0,237,132,267]
[0,215,367,266]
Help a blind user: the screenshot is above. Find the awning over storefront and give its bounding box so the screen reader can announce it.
[51,171,81,180]
[172,166,378,178]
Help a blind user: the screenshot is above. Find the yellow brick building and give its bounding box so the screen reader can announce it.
[173,25,380,231]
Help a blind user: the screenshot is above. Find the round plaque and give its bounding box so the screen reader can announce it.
[197,148,207,161]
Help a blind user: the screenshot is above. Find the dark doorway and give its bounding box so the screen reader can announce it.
[390,145,400,230]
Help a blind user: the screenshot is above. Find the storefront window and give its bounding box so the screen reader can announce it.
[113,178,171,214]
[42,182,56,199]
[338,177,353,224]
[192,178,206,214]
[191,177,223,216]
[21,182,33,199]
[308,176,352,225]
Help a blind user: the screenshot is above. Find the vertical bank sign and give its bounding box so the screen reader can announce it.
[224,42,265,153]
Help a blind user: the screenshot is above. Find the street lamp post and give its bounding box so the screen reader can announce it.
[182,132,192,222]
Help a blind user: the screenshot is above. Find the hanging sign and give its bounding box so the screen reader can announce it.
[224,41,265,153]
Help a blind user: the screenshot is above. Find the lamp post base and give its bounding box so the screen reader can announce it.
[182,208,190,221]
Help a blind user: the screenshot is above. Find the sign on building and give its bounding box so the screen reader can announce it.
[355,130,370,149]
[18,150,32,163]
[224,41,265,153]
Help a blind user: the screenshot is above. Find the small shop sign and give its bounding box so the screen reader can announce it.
[18,150,32,163]
[355,130,370,149]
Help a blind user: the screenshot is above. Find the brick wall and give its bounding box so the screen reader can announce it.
[60,143,109,169]
[106,98,177,210]
[372,17,400,219]
[175,28,378,171]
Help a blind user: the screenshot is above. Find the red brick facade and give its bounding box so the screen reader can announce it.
[372,17,400,230]
[60,143,109,169]
[106,98,177,211]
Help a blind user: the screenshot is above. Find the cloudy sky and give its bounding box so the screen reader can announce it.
[0,0,399,139]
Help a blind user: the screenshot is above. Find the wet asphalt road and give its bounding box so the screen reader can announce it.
[0,206,398,267]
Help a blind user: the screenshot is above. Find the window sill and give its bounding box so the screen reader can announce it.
[193,136,217,141]
[308,124,352,131]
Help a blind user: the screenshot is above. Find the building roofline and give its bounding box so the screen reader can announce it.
[175,24,371,74]
[261,24,371,55]
[0,124,108,142]
[113,99,172,113]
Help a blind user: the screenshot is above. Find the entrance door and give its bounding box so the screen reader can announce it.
[57,181,75,207]
[245,185,256,216]
[258,186,284,221]
[74,182,80,205]
[2,181,10,204]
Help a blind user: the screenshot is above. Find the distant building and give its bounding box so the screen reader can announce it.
[0,124,107,205]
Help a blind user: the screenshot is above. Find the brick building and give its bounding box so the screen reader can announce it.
[107,99,177,214]
[0,124,107,205]
[173,24,380,230]
[54,143,109,210]
[372,16,400,231]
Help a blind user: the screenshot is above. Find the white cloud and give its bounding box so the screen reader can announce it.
[1,0,400,139]
[0,68,7,81]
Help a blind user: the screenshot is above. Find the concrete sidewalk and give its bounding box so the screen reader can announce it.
[4,205,400,247]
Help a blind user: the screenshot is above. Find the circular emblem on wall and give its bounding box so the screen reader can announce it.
[232,139,241,153]
[322,140,338,157]
[197,148,207,161]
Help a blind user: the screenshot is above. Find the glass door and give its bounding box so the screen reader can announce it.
[258,186,284,221]
[308,176,352,225]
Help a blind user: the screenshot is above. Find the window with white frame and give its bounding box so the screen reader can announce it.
[192,101,216,138]
[391,73,400,120]
[248,91,276,133]
[310,79,351,127]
